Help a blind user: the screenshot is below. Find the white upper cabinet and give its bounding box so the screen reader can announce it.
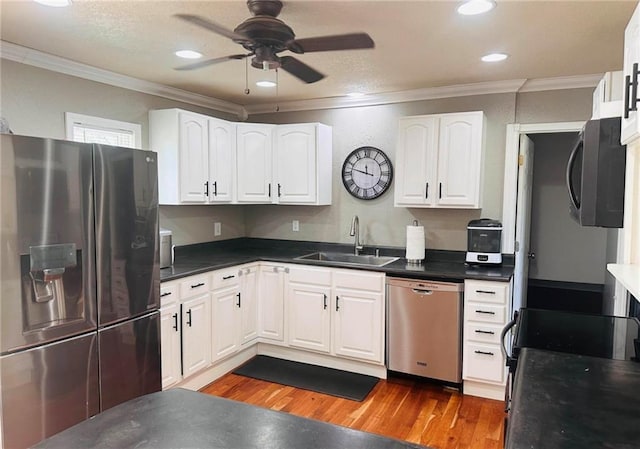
[394,111,485,209]
[208,118,236,203]
[236,123,275,203]
[273,123,332,205]
[150,109,235,205]
[622,2,640,145]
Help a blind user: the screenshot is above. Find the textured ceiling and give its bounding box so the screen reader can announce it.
[0,0,636,106]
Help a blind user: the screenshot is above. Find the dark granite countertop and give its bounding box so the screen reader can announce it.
[506,348,640,449]
[160,238,514,283]
[34,388,430,449]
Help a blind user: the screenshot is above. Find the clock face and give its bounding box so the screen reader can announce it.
[341,146,393,200]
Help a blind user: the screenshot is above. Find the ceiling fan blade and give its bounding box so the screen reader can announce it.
[287,33,374,54]
[280,56,325,84]
[175,54,248,71]
[174,14,252,43]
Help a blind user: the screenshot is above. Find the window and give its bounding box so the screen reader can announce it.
[65,112,142,149]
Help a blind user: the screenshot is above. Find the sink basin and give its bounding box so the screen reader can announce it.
[294,251,399,267]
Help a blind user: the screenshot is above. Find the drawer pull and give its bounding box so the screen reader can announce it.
[474,350,495,356]
[160,292,172,297]
[222,275,235,280]
[474,329,495,335]
[475,309,496,315]
[191,282,205,289]
[476,290,496,295]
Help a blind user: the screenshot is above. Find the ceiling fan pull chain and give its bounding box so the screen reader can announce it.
[275,69,280,112]
[244,58,250,95]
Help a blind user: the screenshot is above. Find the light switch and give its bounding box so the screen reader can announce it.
[292,220,299,232]
[214,222,221,236]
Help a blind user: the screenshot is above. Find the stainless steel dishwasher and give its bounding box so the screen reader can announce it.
[387,277,463,383]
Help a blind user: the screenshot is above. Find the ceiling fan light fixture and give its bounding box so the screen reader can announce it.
[175,50,203,59]
[33,0,71,6]
[256,80,277,87]
[457,0,495,16]
[481,52,508,62]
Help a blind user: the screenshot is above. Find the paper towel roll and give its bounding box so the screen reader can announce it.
[405,225,425,262]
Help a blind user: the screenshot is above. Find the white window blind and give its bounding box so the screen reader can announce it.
[65,112,142,149]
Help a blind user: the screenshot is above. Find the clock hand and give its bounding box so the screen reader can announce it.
[351,168,374,176]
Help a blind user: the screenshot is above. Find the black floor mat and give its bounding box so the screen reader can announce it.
[233,355,379,402]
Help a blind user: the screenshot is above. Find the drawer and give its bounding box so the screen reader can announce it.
[464,322,504,345]
[179,275,210,299]
[463,343,505,384]
[465,303,506,324]
[333,269,384,293]
[160,282,179,308]
[210,268,241,289]
[289,265,332,286]
[465,280,509,305]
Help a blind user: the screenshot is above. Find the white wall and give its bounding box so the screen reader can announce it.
[1,59,594,249]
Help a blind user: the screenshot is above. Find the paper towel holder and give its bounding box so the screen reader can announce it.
[406,220,425,265]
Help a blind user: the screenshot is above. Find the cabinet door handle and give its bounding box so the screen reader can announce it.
[476,290,496,295]
[323,294,327,310]
[625,73,632,119]
[335,296,340,311]
[425,182,429,199]
[474,329,495,335]
[213,181,218,196]
[186,309,192,327]
[474,350,494,356]
[222,275,235,280]
[236,292,241,308]
[439,182,442,199]
[160,291,172,297]
[191,282,205,289]
[172,313,179,331]
[632,62,639,114]
[268,183,271,198]
[278,183,282,197]
[475,309,496,315]
[204,181,209,196]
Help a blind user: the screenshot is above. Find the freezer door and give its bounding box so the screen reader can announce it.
[0,135,96,354]
[98,311,161,411]
[93,145,159,326]
[0,332,99,449]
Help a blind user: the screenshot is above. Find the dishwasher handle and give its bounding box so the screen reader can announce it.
[411,288,434,295]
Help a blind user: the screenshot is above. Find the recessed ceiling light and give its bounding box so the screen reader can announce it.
[457,0,495,16]
[481,52,508,62]
[33,0,72,6]
[175,50,202,59]
[256,80,277,88]
[346,92,366,98]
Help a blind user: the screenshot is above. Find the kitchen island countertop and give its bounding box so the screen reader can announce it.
[160,238,514,283]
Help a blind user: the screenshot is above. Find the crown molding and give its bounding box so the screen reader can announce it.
[0,41,246,118]
[2,41,603,118]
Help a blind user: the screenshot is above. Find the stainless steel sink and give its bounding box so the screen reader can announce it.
[294,251,399,267]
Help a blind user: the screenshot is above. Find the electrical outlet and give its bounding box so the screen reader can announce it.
[214,222,221,236]
[292,220,299,232]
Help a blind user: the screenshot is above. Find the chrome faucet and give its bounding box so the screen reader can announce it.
[349,215,364,255]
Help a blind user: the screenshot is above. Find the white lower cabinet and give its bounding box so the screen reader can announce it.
[181,292,212,378]
[462,279,511,399]
[258,263,287,342]
[159,283,181,389]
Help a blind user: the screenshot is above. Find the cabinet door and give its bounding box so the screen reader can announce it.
[159,303,181,389]
[208,118,236,203]
[437,112,484,208]
[394,117,438,206]
[181,293,211,378]
[287,282,331,353]
[622,3,640,145]
[240,266,259,344]
[178,112,209,203]
[211,284,241,362]
[258,265,285,341]
[275,124,317,204]
[236,124,273,203]
[333,288,383,363]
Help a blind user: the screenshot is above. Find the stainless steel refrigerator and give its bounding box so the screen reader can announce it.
[0,134,161,449]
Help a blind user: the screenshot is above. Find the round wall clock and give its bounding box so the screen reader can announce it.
[341,146,393,200]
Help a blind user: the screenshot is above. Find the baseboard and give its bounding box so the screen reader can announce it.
[463,380,506,401]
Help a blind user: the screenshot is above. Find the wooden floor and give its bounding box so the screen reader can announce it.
[201,373,505,449]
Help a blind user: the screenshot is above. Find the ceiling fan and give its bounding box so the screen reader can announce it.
[174,0,375,84]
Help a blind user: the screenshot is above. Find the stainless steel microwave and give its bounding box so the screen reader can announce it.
[566,117,626,228]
